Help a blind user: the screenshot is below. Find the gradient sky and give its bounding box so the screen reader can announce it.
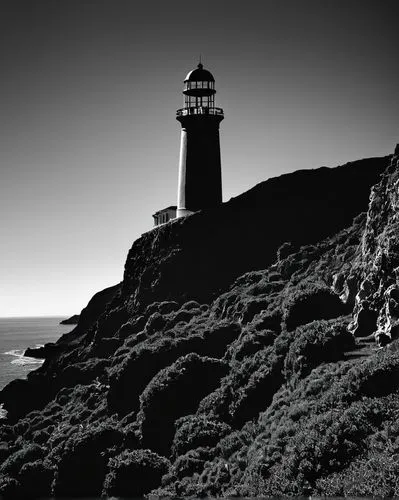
[1,0,398,317]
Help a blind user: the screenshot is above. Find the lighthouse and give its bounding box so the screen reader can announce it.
[176,62,224,218]
[152,62,224,226]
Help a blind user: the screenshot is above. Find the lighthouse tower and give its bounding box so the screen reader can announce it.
[176,62,224,218]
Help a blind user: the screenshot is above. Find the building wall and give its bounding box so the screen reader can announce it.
[153,207,177,227]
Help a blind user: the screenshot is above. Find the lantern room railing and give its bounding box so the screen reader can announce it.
[176,107,224,117]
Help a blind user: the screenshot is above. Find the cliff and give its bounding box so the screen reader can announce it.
[123,156,388,309]
[1,152,399,498]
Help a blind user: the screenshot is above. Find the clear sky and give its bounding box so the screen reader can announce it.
[1,0,398,317]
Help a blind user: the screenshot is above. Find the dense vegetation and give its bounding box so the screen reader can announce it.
[1,150,399,498]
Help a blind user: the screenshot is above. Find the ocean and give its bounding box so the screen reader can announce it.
[0,317,72,391]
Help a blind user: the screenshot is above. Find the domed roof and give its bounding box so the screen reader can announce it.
[184,63,215,82]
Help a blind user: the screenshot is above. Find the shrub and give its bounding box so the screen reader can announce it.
[1,444,45,476]
[145,301,180,316]
[117,315,146,339]
[0,476,21,498]
[170,309,199,326]
[52,423,123,497]
[18,460,53,498]
[276,398,388,491]
[104,449,170,497]
[227,328,276,362]
[32,429,50,445]
[181,300,201,311]
[0,442,11,462]
[145,312,167,335]
[217,422,256,460]
[282,281,346,331]
[347,349,399,398]
[284,318,354,383]
[228,351,284,426]
[172,415,231,458]
[91,337,122,358]
[107,321,239,416]
[107,336,196,415]
[138,354,229,455]
[315,449,399,496]
[199,338,291,427]
[202,322,241,358]
[56,358,109,388]
[168,447,216,482]
[239,298,270,324]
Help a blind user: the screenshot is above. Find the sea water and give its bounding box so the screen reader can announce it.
[0,317,72,391]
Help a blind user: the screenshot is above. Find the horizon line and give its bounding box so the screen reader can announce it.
[0,315,71,319]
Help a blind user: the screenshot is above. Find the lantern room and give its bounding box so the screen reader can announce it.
[176,63,224,120]
[182,63,216,110]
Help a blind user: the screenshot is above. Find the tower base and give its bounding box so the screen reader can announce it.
[176,208,194,218]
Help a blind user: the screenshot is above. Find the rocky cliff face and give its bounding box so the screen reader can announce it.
[1,152,399,498]
[347,146,399,346]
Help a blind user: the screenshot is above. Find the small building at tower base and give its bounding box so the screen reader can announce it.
[152,206,177,227]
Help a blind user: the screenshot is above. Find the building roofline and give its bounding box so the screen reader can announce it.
[152,205,177,217]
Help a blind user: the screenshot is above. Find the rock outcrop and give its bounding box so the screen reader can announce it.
[60,315,80,325]
[348,146,399,346]
[24,344,58,360]
[2,151,399,498]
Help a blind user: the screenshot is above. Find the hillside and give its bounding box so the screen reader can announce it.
[1,151,399,498]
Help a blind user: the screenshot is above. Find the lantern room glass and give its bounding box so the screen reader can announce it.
[184,93,215,109]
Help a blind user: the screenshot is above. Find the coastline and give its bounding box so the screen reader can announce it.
[0,317,71,391]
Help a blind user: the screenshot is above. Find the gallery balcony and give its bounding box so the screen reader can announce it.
[176,107,224,118]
